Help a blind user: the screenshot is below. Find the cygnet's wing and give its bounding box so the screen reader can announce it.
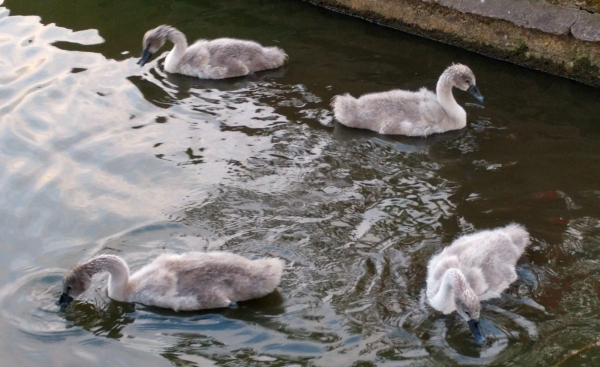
[444,225,530,295]
[180,40,210,68]
[128,256,199,310]
[182,38,284,78]
[355,88,445,136]
[205,39,261,65]
[157,252,282,305]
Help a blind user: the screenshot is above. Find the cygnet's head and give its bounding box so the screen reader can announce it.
[59,265,92,308]
[138,25,174,66]
[443,63,484,103]
[454,286,485,344]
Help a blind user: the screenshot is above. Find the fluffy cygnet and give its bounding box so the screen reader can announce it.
[59,251,284,311]
[331,63,484,136]
[426,223,530,344]
[138,25,288,79]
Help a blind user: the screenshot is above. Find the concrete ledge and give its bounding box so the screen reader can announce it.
[430,0,600,41]
[429,0,578,35]
[306,0,600,86]
[572,11,600,41]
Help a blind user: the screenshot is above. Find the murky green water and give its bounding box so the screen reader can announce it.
[2,0,600,365]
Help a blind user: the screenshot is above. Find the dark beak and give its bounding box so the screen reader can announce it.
[137,48,153,66]
[468,318,486,344]
[58,293,73,308]
[467,85,484,103]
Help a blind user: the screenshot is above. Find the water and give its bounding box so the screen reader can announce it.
[1,0,600,365]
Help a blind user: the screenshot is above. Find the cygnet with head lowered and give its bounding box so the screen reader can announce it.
[331,64,484,136]
[59,252,284,311]
[137,25,288,79]
[426,223,530,344]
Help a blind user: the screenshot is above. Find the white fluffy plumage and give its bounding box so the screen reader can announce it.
[331,64,484,136]
[60,252,284,311]
[425,224,530,343]
[426,223,530,321]
[138,25,288,79]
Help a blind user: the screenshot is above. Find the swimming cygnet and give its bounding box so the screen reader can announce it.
[59,252,284,311]
[331,64,484,136]
[137,25,288,79]
[425,223,530,344]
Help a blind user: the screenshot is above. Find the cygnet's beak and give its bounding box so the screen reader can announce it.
[467,85,484,103]
[137,48,153,66]
[468,318,486,344]
[58,293,73,308]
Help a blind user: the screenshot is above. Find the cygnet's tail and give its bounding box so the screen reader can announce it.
[504,223,531,251]
[261,46,288,69]
[331,93,359,127]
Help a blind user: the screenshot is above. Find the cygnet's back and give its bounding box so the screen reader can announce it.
[427,223,530,299]
[183,38,287,77]
[129,252,284,311]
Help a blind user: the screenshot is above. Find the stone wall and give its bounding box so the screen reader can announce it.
[306,0,600,86]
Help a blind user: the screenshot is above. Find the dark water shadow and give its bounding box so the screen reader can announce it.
[140,290,285,318]
[163,66,288,95]
[60,290,285,340]
[332,120,467,154]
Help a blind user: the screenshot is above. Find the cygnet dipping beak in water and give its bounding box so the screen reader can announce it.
[138,25,288,79]
[59,251,284,311]
[425,223,530,344]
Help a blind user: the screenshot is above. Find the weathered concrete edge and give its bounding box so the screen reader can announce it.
[305,0,600,87]
[430,0,600,42]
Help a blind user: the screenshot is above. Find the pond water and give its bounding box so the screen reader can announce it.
[2,0,600,365]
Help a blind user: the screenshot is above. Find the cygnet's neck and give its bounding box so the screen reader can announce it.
[164,28,188,72]
[436,76,467,127]
[428,268,470,313]
[83,255,131,302]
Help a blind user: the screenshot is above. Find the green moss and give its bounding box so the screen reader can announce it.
[572,56,599,75]
[567,57,600,85]
[515,41,529,56]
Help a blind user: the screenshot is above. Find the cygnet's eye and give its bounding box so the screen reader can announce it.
[465,79,471,85]
[465,311,471,317]
[66,286,72,292]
